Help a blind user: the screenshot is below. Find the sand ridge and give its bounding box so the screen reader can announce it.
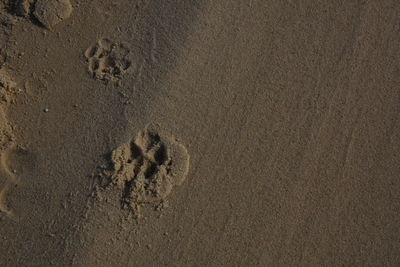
[0,68,18,218]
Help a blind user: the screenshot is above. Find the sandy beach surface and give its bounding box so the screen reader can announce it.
[0,0,399,266]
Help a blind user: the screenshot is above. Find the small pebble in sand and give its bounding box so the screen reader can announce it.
[43,108,49,113]
[33,0,73,29]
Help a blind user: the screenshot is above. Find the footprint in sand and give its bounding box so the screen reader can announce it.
[84,38,132,83]
[0,69,17,218]
[99,124,189,214]
[14,0,73,29]
[13,0,35,17]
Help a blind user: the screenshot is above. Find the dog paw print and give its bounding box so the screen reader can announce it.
[84,38,132,83]
[14,0,73,29]
[108,124,189,213]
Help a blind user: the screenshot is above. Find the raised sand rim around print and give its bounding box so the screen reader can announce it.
[0,69,18,218]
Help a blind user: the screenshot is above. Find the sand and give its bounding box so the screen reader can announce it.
[0,0,399,266]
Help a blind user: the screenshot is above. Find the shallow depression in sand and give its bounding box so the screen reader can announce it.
[33,0,73,29]
[14,0,73,29]
[96,124,190,214]
[85,38,132,83]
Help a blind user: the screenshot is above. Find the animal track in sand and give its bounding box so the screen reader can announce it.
[85,39,132,83]
[14,0,35,17]
[33,0,73,29]
[14,0,73,29]
[99,125,189,214]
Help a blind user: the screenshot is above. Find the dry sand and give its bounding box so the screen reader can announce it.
[0,0,399,266]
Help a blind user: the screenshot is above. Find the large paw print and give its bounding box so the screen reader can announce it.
[14,0,73,29]
[84,39,132,83]
[109,124,189,212]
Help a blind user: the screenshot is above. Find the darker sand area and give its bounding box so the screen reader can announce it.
[0,0,399,266]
